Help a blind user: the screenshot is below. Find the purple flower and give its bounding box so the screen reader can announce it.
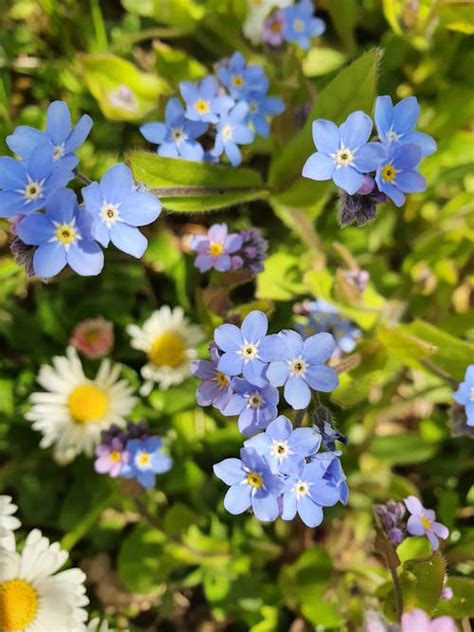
[214,310,285,387]
[374,500,406,545]
[231,227,268,275]
[262,10,286,47]
[180,76,233,124]
[302,112,386,195]
[404,495,449,551]
[281,0,325,50]
[217,52,268,100]
[375,143,425,207]
[121,436,172,489]
[191,344,234,413]
[401,609,458,632]
[211,101,255,167]
[222,378,279,435]
[191,223,244,272]
[95,438,128,478]
[452,364,474,427]
[213,448,284,521]
[266,330,339,409]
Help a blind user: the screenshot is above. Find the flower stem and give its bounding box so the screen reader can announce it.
[389,566,404,622]
[73,169,92,186]
[293,409,305,427]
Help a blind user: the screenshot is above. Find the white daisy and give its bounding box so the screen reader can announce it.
[0,529,89,631]
[127,306,204,393]
[243,0,292,44]
[26,347,137,464]
[0,496,21,552]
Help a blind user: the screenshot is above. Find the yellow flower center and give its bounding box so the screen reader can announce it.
[271,21,283,34]
[293,19,305,32]
[195,99,210,115]
[149,332,186,368]
[136,452,151,468]
[55,223,77,245]
[84,328,101,344]
[215,371,228,388]
[231,75,245,88]
[382,164,397,182]
[421,515,431,529]
[0,579,38,631]
[208,242,224,257]
[68,383,109,424]
[246,471,263,488]
[110,450,122,463]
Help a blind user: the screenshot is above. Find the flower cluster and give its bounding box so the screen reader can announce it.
[302,97,436,225]
[95,422,172,489]
[140,52,284,167]
[452,364,474,428]
[1,101,161,279]
[191,223,268,274]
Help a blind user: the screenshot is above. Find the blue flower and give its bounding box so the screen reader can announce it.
[375,143,425,207]
[281,460,340,527]
[375,95,437,158]
[310,450,349,504]
[180,76,234,124]
[0,144,73,218]
[222,378,279,435]
[246,92,285,138]
[266,330,339,409]
[217,52,268,100]
[122,436,172,489]
[453,365,474,427]
[140,97,207,162]
[281,0,326,50]
[214,310,285,387]
[81,163,161,258]
[302,111,386,195]
[213,448,284,521]
[191,344,234,413]
[244,415,320,475]
[211,102,255,167]
[15,188,103,278]
[6,100,93,170]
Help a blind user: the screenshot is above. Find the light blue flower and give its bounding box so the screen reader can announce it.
[244,415,320,475]
[375,95,437,158]
[0,144,73,217]
[15,188,103,278]
[217,52,268,100]
[281,0,326,50]
[140,97,207,162]
[310,450,349,504]
[121,436,172,489]
[6,100,93,169]
[266,330,339,409]
[246,92,285,138]
[191,343,234,414]
[211,101,255,167]
[180,76,234,124]
[302,111,386,195]
[222,378,279,435]
[81,163,161,258]
[453,365,474,427]
[375,143,425,207]
[213,448,284,521]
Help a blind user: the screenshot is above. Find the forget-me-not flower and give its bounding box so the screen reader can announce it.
[211,101,255,167]
[302,111,386,195]
[122,436,172,489]
[217,52,268,100]
[180,76,233,124]
[452,364,474,427]
[16,188,104,278]
[375,95,437,157]
[140,97,207,162]
[222,378,279,435]
[82,163,161,258]
[310,450,349,504]
[281,0,326,50]
[213,447,284,521]
[246,91,285,137]
[266,330,339,409]
[191,344,234,413]
[6,100,93,170]
[404,495,449,552]
[375,143,425,207]
[191,223,243,272]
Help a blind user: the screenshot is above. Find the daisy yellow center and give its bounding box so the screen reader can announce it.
[0,579,38,631]
[246,471,263,488]
[290,358,306,376]
[421,515,431,529]
[149,332,186,368]
[137,452,151,468]
[55,223,77,245]
[68,383,109,423]
[335,148,354,167]
[293,19,305,32]
[231,75,245,88]
[195,99,210,115]
[110,450,122,463]
[208,242,224,257]
[215,371,228,388]
[23,181,43,201]
[382,164,397,182]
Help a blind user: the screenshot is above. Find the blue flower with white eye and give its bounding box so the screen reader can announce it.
[15,188,103,278]
[81,163,161,258]
[266,330,339,410]
[211,102,255,167]
[121,436,172,489]
[452,365,474,427]
[180,76,234,124]
[217,52,268,100]
[310,450,349,504]
[375,143,425,207]
[140,97,207,162]
[281,459,341,527]
[214,310,285,387]
[375,96,437,158]
[222,378,279,435]
[245,92,285,138]
[302,111,386,195]
[0,145,73,218]
[6,100,93,170]
[213,448,284,521]
[281,0,326,50]
[244,415,320,475]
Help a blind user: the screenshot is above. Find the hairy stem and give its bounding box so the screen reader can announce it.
[389,566,404,622]
[150,185,268,197]
[73,169,92,186]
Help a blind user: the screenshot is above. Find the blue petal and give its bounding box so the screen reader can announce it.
[65,114,93,152]
[297,496,324,527]
[6,127,45,160]
[266,361,289,387]
[27,144,53,182]
[158,142,180,158]
[137,471,155,488]
[311,119,339,154]
[92,220,110,248]
[223,485,251,515]
[110,222,147,258]
[309,479,339,507]
[44,167,74,193]
[179,81,197,104]
[0,191,28,217]
[16,213,53,245]
[33,242,67,278]
[374,95,393,140]
[288,427,321,456]
[310,17,326,36]
[224,142,242,167]
[140,122,168,145]
[165,97,184,124]
[282,330,304,358]
[252,493,279,521]
[46,101,71,145]
[101,163,134,203]
[222,393,246,416]
[393,96,420,134]
[243,432,271,454]
[67,241,104,276]
[377,179,405,207]
[200,76,217,99]
[281,491,298,520]
[302,152,335,181]
[214,323,242,352]
[242,310,268,342]
[242,359,267,387]
[304,365,338,392]
[391,143,421,171]
[259,334,286,362]
[0,157,27,190]
[339,111,373,149]
[303,332,336,363]
[238,407,260,435]
[284,376,311,410]
[44,188,77,223]
[119,191,161,226]
[232,125,254,145]
[396,170,426,193]
[151,452,172,474]
[333,166,363,195]
[213,458,245,485]
[403,131,437,157]
[180,140,204,162]
[353,142,386,173]
[266,416,292,441]
[217,352,243,376]
[81,181,103,216]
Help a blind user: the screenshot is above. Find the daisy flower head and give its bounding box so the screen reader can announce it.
[0,496,21,552]
[26,346,137,464]
[127,306,204,393]
[0,528,89,632]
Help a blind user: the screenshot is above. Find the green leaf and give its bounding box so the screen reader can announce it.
[404,553,446,613]
[439,3,474,34]
[377,325,436,368]
[256,252,307,301]
[326,0,357,52]
[369,434,437,464]
[331,371,383,407]
[117,523,167,593]
[151,0,205,29]
[302,47,347,77]
[129,151,266,212]
[153,40,207,84]
[435,577,474,617]
[397,537,432,564]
